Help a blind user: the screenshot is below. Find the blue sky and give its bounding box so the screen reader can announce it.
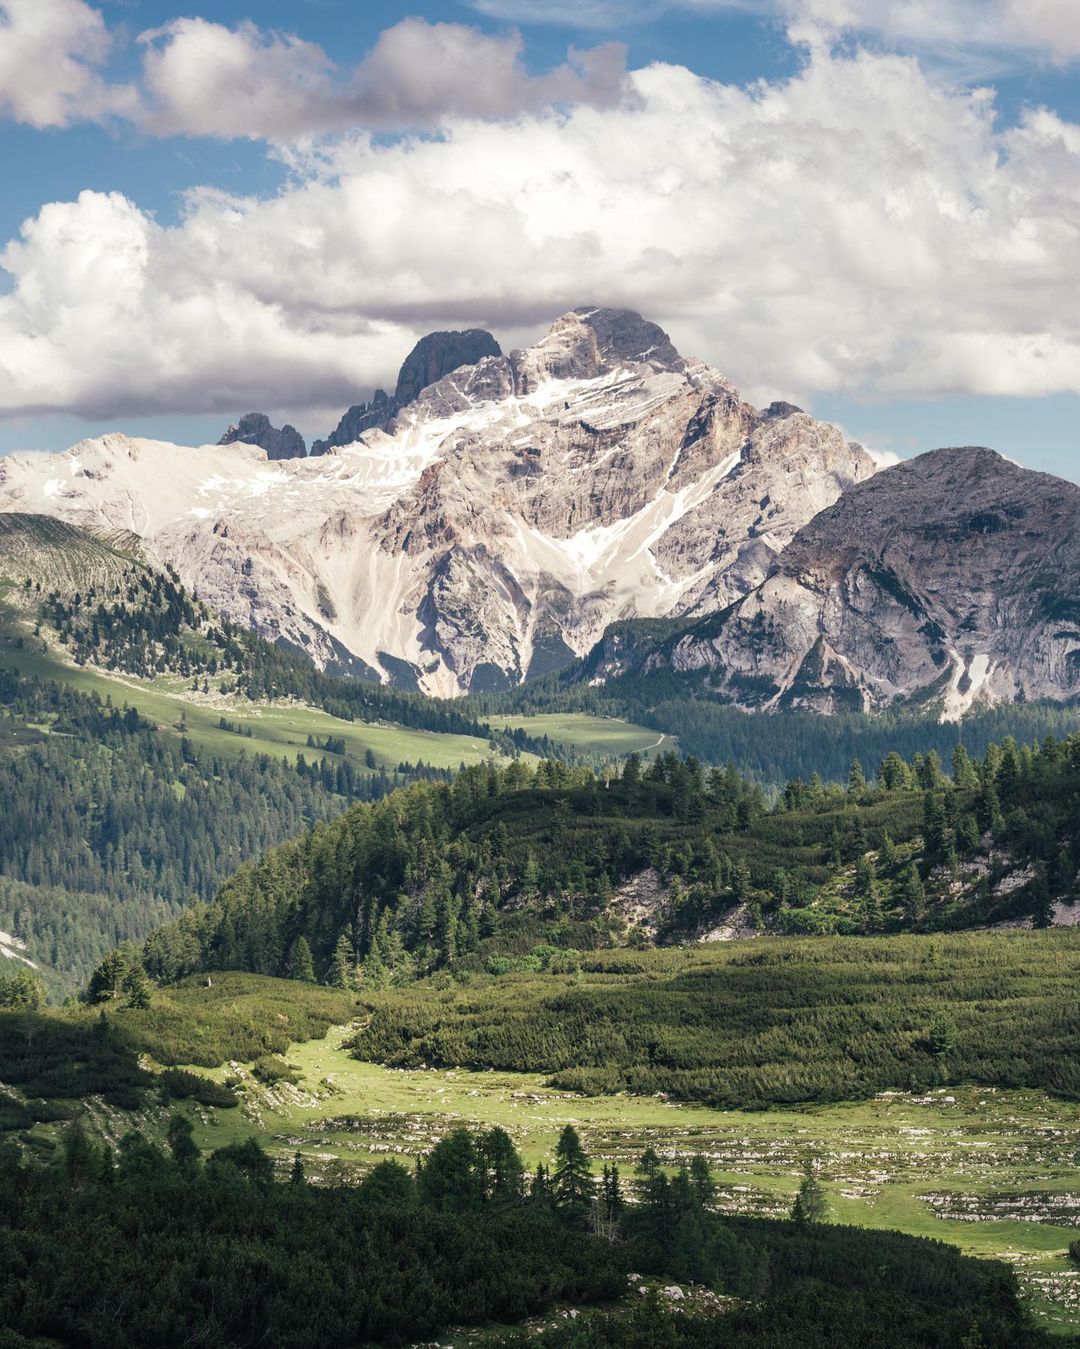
[2,0,1079,481]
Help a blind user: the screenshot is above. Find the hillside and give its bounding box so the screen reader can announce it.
[129,732,1080,993]
[0,514,679,992]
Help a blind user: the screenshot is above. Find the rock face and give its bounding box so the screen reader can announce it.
[218,413,306,460]
[394,329,502,406]
[311,329,502,455]
[0,307,874,695]
[642,447,1080,716]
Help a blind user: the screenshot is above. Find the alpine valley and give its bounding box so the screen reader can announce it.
[5,306,1080,1348]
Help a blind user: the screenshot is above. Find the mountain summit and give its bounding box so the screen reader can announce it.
[0,307,874,694]
[631,446,1080,716]
[219,413,307,460]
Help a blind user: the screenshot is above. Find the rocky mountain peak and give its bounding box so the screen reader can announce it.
[219,413,306,460]
[0,304,878,697]
[312,328,502,455]
[394,329,502,406]
[510,306,684,393]
[650,444,1080,717]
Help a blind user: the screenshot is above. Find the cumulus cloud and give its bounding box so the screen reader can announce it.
[138,17,627,140]
[2,44,1080,422]
[0,190,416,419]
[0,0,136,128]
[0,5,626,139]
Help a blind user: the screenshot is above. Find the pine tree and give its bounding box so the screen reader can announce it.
[291,937,315,983]
[553,1125,594,1227]
[951,743,979,789]
[791,1160,828,1224]
[122,963,152,1009]
[897,863,926,923]
[594,1163,624,1240]
[689,1154,716,1210]
[87,950,128,1003]
[290,1151,306,1185]
[479,1127,524,1205]
[327,928,355,989]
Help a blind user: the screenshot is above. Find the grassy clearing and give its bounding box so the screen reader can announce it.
[0,627,497,770]
[486,713,677,759]
[162,1029,1080,1334]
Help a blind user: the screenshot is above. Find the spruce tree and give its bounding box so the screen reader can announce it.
[791,1160,828,1224]
[291,937,316,983]
[327,928,355,989]
[553,1125,594,1227]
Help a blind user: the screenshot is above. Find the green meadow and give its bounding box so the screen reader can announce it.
[0,624,667,772]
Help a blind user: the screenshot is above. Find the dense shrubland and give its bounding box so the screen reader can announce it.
[351,932,1080,1107]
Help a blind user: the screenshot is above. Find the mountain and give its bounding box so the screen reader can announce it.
[617,447,1080,716]
[0,307,873,695]
[311,327,504,454]
[219,413,307,460]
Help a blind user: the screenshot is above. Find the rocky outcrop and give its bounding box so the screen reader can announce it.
[218,413,306,460]
[394,329,502,405]
[311,329,502,455]
[0,307,874,695]
[643,447,1080,716]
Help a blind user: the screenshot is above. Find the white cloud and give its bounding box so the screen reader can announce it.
[473,0,1080,65]
[0,190,416,419]
[0,0,136,128]
[0,6,626,140]
[2,44,1080,423]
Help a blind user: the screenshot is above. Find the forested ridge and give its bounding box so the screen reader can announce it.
[131,730,1080,994]
[0,668,455,992]
[21,558,551,753]
[475,660,1080,783]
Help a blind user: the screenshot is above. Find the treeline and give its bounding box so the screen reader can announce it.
[351,932,1080,1109]
[137,754,765,985]
[0,1117,1049,1348]
[133,729,1080,992]
[473,662,1080,783]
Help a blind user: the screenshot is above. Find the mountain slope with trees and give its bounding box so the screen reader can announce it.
[131,729,1080,995]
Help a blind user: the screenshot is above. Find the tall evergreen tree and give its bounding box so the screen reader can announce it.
[553,1125,594,1227]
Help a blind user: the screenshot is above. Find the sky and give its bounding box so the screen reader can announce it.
[1,1,1079,482]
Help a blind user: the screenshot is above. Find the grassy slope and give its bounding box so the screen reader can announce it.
[8,960,1079,1332]
[487,712,678,758]
[0,618,668,772]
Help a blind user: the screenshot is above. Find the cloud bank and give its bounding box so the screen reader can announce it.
[3,40,1080,425]
[0,2,627,139]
